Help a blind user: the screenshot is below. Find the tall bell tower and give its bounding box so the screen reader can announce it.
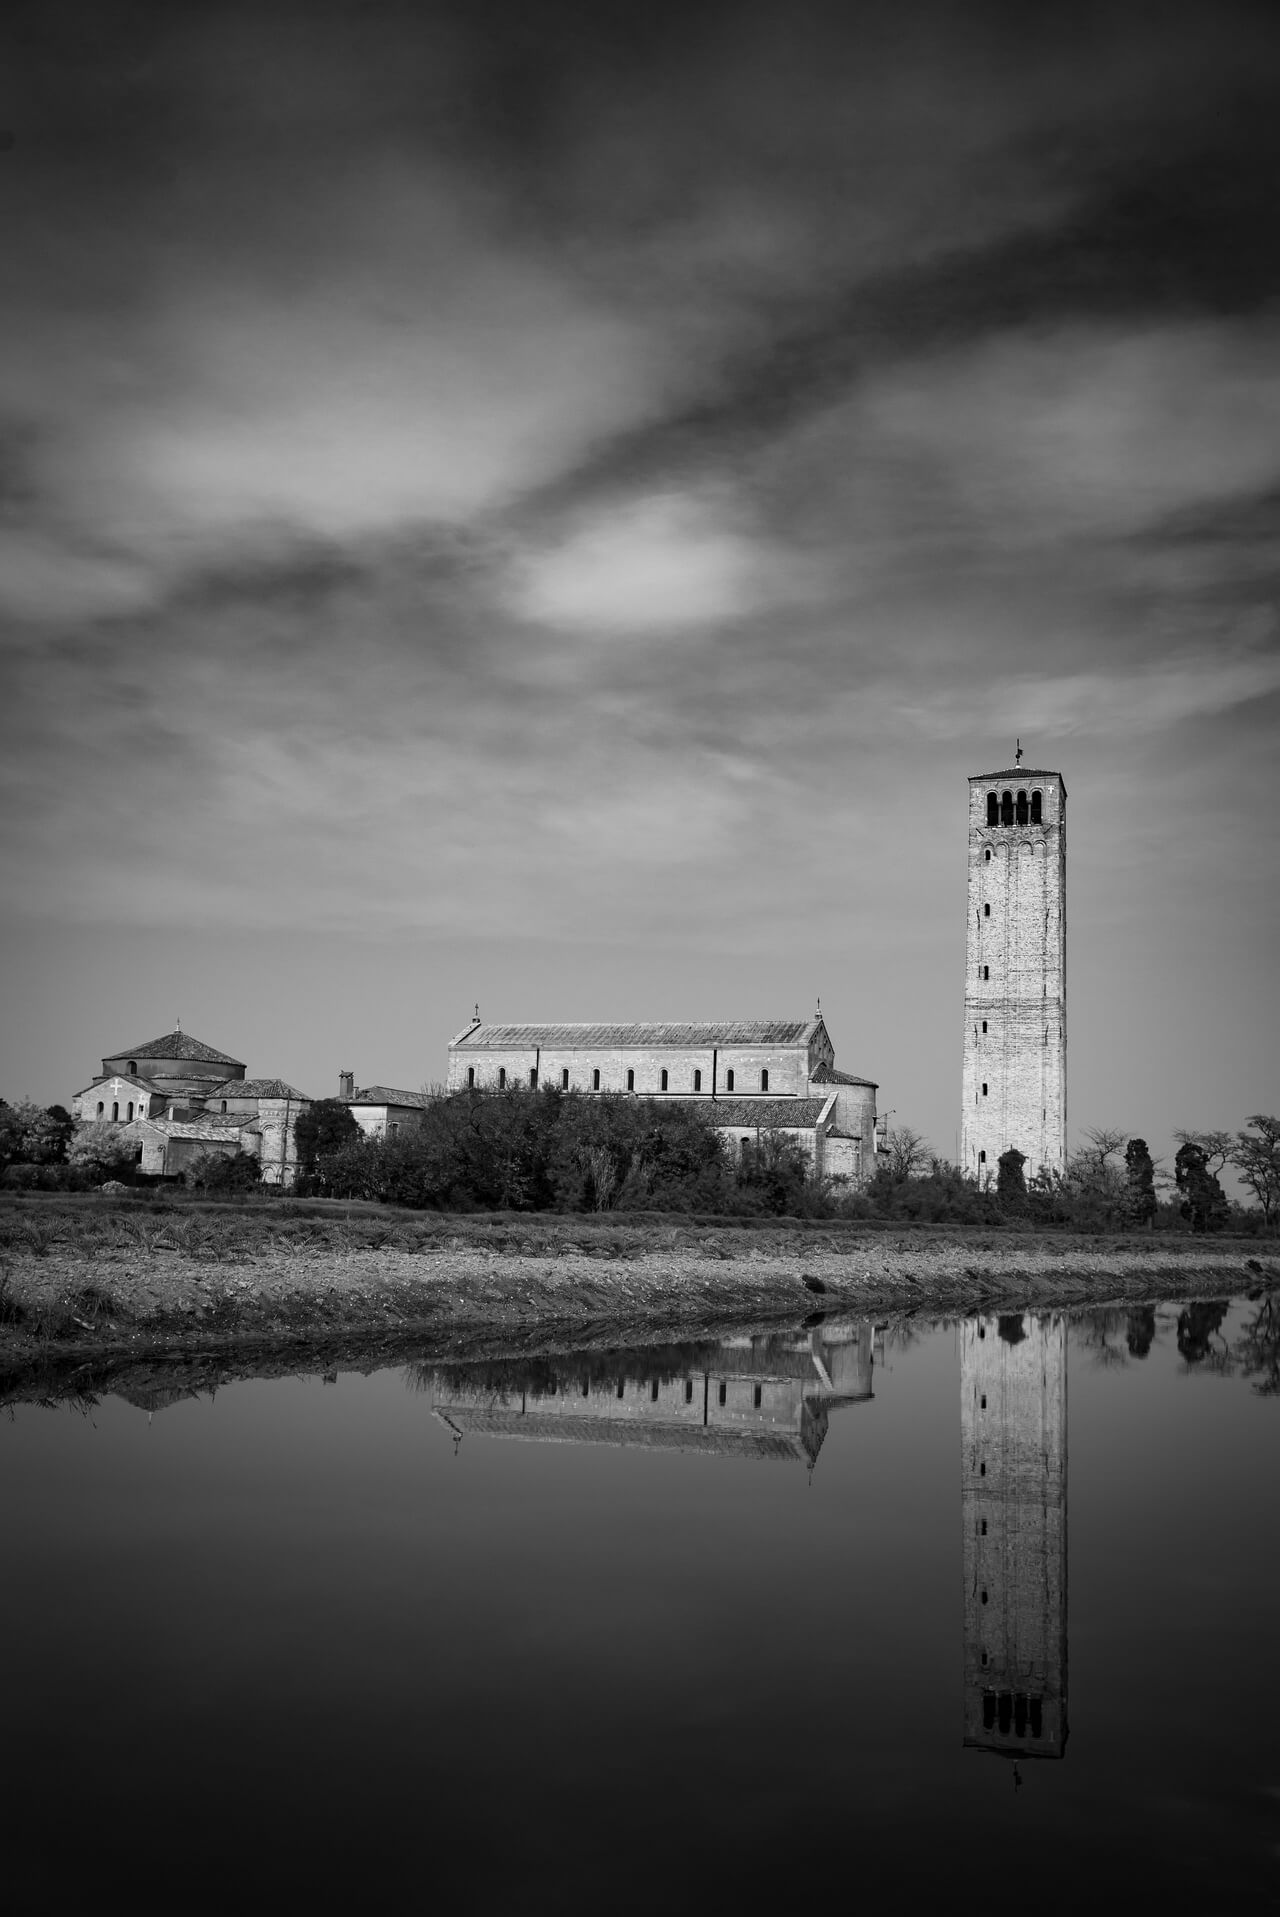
[962,750,1066,1186]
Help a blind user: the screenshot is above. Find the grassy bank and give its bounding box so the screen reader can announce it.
[1,1193,1273,1399]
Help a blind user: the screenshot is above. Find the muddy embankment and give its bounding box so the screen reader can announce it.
[0,1204,1273,1407]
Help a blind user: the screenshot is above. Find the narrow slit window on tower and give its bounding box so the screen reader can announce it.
[987,792,999,826]
[660,1069,668,1091]
[650,1380,659,1402]
[467,1067,475,1088]
[694,1069,702,1091]
[982,965,989,980]
[126,1101,134,1120]
[980,1394,987,1410]
[593,1068,600,1090]
[97,1102,104,1118]
[760,1069,769,1092]
[983,903,990,917]
[626,1068,635,1091]
[684,1379,693,1404]
[718,1380,727,1406]
[1001,790,1014,825]
[562,1068,570,1089]
[529,1068,538,1088]
[982,1082,988,1096]
[616,1380,624,1399]
[1016,789,1029,825]
[982,1020,987,1033]
[981,1519,987,1535]
[984,848,991,862]
[726,1069,735,1091]
[980,1461,986,1477]
[753,1384,762,1408]
[978,1149,986,1163]
[498,1068,506,1089]
[1031,790,1042,824]
[112,1101,119,1121]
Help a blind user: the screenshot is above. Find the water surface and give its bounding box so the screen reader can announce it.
[4,1295,1277,1908]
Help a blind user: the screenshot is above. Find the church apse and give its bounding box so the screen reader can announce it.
[961,1313,1068,1760]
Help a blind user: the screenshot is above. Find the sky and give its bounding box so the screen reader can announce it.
[2,0,1278,1169]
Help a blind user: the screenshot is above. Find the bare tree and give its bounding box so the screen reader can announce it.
[1173,1129,1233,1177]
[882,1126,931,1180]
[1232,1116,1280,1231]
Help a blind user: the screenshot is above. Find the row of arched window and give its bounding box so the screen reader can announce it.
[470,1065,770,1093]
[97,1099,135,1121]
[986,789,1042,827]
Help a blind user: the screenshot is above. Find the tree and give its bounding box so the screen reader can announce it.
[66,1120,137,1177]
[0,1099,75,1167]
[186,1149,262,1191]
[295,1098,360,1175]
[997,1147,1027,1210]
[881,1126,931,1180]
[1174,1141,1229,1234]
[1232,1116,1280,1232]
[1123,1137,1157,1229]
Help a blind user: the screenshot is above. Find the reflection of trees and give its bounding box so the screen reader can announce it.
[1073,1306,1132,1367]
[1125,1306,1156,1358]
[1234,1293,1280,1396]
[1176,1301,1229,1367]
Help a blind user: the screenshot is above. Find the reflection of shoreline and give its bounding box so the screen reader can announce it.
[962,1313,1068,1761]
[428,1322,876,1470]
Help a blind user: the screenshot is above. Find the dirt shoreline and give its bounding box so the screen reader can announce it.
[1,1234,1273,1405]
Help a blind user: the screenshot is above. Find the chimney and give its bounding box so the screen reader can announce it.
[339,1070,354,1101]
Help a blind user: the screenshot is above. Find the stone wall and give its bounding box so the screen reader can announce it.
[448,1040,816,1099]
[961,771,1067,1183]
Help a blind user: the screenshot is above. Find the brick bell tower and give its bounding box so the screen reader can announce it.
[962,749,1066,1186]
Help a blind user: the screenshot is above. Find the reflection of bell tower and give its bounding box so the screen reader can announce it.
[961,1312,1067,1759]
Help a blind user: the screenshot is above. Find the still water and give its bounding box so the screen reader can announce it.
[4,1296,1278,1910]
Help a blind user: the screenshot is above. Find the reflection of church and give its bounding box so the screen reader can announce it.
[961,1313,1068,1759]
[430,1323,876,1470]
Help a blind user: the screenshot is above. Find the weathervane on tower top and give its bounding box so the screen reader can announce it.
[1015,739,1023,766]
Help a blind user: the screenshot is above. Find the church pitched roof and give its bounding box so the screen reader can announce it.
[809,1063,879,1088]
[106,1030,245,1067]
[210,1078,306,1098]
[710,1097,829,1127]
[348,1085,430,1107]
[452,1019,822,1050]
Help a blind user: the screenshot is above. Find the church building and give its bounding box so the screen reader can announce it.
[72,1028,311,1185]
[447,1014,879,1184]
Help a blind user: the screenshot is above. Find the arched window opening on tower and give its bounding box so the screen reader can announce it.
[983,902,990,917]
[694,1069,702,1091]
[626,1069,635,1091]
[126,1102,134,1120]
[593,1069,600,1090]
[128,1061,137,1075]
[660,1069,668,1091]
[987,792,999,826]
[467,1067,475,1088]
[498,1068,506,1089]
[1016,789,1029,825]
[984,848,991,862]
[97,1102,104,1118]
[726,1069,735,1091]
[760,1069,769,1091]
[1031,789,1042,824]
[1001,790,1014,825]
